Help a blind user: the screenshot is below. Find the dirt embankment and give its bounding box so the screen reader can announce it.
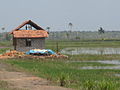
[0,62,72,90]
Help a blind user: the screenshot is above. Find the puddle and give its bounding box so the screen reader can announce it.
[115,74,120,77]
[67,60,120,65]
[61,47,120,55]
[97,60,120,65]
[80,66,120,70]
[67,60,120,70]
[80,60,120,69]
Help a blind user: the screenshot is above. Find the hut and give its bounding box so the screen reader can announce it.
[11,20,49,52]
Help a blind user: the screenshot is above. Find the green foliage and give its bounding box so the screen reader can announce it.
[5,33,11,41]
[0,48,10,54]
[57,73,71,87]
[75,36,80,40]
[83,80,117,90]
[0,33,12,41]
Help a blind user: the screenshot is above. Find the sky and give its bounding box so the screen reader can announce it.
[0,0,120,32]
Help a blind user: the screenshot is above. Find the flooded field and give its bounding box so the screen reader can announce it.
[61,47,120,55]
[67,60,120,70]
[81,66,120,69]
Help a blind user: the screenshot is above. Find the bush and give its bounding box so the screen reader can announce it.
[83,80,117,90]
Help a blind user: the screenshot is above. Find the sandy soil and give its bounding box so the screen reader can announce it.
[0,63,72,90]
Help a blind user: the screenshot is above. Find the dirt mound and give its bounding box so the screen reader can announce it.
[0,50,25,59]
[0,50,68,59]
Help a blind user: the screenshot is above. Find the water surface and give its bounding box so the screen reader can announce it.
[67,60,120,70]
[61,47,120,55]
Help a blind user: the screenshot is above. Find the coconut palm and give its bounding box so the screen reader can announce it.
[68,23,73,32]
[98,27,104,34]
[46,27,50,33]
[1,27,5,33]
[1,27,5,30]
[98,27,105,40]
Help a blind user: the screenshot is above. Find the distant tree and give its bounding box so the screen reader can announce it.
[1,27,5,30]
[52,32,55,40]
[1,27,11,41]
[68,22,73,31]
[46,27,50,33]
[66,32,69,39]
[5,32,11,41]
[75,36,80,40]
[98,27,105,40]
[98,27,104,34]
[1,27,5,33]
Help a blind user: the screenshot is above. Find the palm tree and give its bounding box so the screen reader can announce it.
[68,22,73,32]
[46,27,50,33]
[1,27,5,33]
[1,27,5,30]
[98,27,105,40]
[98,27,104,34]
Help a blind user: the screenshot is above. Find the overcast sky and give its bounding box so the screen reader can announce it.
[0,0,120,31]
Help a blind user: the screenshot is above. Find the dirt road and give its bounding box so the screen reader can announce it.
[0,62,72,90]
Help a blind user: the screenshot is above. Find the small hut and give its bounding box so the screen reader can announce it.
[11,20,49,52]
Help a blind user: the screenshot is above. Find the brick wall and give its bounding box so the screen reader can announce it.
[15,38,45,52]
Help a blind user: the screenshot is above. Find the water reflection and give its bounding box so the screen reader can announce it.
[80,60,120,69]
[67,60,120,70]
[67,60,120,65]
[61,48,120,55]
[97,60,120,65]
[115,74,120,77]
[81,66,120,70]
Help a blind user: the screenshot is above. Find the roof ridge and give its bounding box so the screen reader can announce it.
[10,20,45,34]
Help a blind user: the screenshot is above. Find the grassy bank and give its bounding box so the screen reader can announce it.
[4,59,120,90]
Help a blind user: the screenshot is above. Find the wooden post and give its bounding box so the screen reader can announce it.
[56,42,59,53]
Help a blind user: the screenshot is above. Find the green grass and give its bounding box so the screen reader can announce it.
[0,48,11,54]
[0,41,12,54]
[4,59,120,89]
[0,41,12,47]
